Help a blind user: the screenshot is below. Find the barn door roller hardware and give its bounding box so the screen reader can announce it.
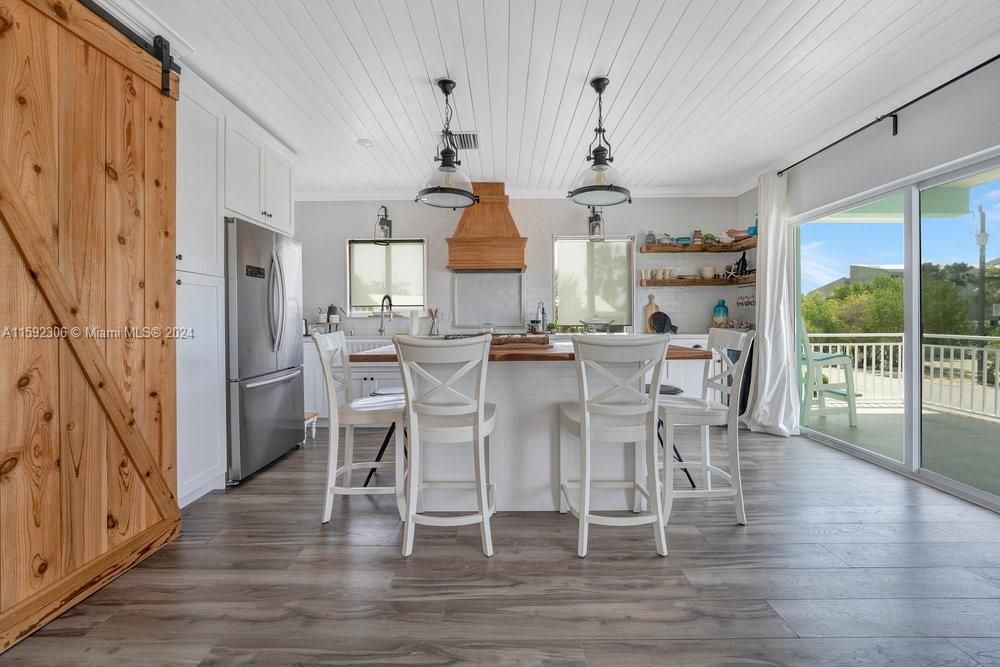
[79,0,181,96]
[154,36,172,96]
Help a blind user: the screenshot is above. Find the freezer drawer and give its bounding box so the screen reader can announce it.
[228,367,304,482]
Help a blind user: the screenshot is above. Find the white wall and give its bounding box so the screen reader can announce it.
[296,195,754,335]
[787,60,1000,218]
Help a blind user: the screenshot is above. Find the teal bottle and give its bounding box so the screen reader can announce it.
[712,299,729,328]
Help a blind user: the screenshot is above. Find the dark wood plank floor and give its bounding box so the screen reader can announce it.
[6,427,1000,666]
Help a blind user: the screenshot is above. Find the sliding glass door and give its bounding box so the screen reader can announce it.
[794,159,1000,507]
[920,167,1000,497]
[797,194,906,462]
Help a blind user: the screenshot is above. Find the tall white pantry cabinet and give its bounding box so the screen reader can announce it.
[175,69,296,506]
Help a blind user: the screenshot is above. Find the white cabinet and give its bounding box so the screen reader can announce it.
[224,118,265,223]
[176,89,224,276]
[264,149,293,235]
[224,118,295,235]
[175,272,227,507]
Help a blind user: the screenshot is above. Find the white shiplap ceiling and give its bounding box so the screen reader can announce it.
[135,0,1000,199]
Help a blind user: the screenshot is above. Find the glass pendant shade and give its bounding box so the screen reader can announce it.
[569,162,631,206]
[416,164,477,208]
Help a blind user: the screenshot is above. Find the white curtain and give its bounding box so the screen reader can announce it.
[743,169,800,436]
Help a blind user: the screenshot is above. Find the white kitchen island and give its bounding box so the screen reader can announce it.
[350,341,711,511]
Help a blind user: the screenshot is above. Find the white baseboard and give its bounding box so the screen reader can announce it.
[179,470,226,508]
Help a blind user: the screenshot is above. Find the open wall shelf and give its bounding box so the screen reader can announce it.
[640,236,757,254]
[640,274,756,287]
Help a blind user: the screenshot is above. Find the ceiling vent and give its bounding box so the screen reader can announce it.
[436,130,479,151]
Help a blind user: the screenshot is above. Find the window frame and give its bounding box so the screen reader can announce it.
[551,234,636,331]
[345,238,427,317]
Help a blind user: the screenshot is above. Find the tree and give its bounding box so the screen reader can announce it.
[802,271,970,335]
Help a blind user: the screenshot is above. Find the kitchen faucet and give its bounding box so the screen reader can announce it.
[378,294,393,336]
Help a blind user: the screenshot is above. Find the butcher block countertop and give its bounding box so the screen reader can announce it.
[350,340,712,363]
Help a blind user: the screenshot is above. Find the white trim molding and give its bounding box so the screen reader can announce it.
[297,186,742,202]
[90,0,195,59]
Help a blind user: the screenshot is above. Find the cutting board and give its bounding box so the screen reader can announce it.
[491,335,550,347]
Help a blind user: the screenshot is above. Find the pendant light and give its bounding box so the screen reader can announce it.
[567,77,631,207]
[373,205,392,246]
[587,206,605,241]
[416,78,479,210]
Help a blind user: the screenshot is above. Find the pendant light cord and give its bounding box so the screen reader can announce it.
[588,89,614,162]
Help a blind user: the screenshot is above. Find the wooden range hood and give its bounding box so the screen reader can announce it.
[446,182,526,272]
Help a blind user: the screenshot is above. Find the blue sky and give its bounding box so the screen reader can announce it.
[799,180,1000,293]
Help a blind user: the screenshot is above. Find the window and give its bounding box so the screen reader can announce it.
[553,236,633,329]
[347,239,425,313]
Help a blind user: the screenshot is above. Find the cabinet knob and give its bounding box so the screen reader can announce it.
[176,279,182,285]
[176,253,183,260]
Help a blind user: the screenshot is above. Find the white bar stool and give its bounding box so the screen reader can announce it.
[659,328,756,525]
[558,335,669,558]
[313,332,406,524]
[393,334,496,558]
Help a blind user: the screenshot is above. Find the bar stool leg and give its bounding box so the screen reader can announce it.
[661,416,676,526]
[558,423,568,513]
[485,434,495,514]
[394,422,406,521]
[473,430,494,557]
[728,419,747,525]
[322,425,341,524]
[577,428,592,558]
[402,430,420,557]
[646,427,668,556]
[343,426,355,487]
[632,442,644,513]
[701,425,712,491]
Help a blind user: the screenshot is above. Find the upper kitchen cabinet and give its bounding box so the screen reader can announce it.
[264,148,294,235]
[177,76,225,276]
[225,118,296,235]
[225,117,266,223]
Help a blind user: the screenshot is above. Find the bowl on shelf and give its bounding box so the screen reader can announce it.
[698,266,716,279]
[674,236,692,245]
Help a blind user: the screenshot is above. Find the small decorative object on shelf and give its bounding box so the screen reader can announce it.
[727,227,751,241]
[692,229,703,245]
[643,294,660,333]
[712,299,729,328]
[727,318,753,330]
[702,232,718,243]
[645,230,657,245]
[734,251,749,276]
[657,233,674,244]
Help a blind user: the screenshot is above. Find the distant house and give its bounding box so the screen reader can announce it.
[809,264,904,298]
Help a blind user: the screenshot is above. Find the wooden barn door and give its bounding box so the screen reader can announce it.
[0,0,179,650]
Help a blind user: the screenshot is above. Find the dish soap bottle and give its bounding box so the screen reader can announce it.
[712,299,729,328]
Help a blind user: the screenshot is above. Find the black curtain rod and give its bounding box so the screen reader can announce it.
[777,51,1000,177]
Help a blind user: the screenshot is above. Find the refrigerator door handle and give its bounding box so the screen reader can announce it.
[274,248,287,353]
[244,368,302,389]
[267,251,280,351]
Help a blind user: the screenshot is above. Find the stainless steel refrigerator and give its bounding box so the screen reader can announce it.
[225,217,304,483]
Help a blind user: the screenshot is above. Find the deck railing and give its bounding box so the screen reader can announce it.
[807,332,1000,419]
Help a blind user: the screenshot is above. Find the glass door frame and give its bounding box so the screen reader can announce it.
[792,189,912,474]
[789,151,1000,512]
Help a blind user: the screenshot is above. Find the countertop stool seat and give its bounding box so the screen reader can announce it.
[394,334,496,558]
[313,332,405,524]
[658,328,756,527]
[558,335,670,558]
